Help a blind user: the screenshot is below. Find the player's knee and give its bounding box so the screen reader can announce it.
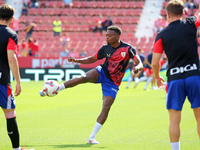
[4,111,16,119]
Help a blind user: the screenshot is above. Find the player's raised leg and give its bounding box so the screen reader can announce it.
[40,69,99,96]
[193,107,200,139]
[88,96,115,144]
[62,69,99,89]
[168,109,181,150]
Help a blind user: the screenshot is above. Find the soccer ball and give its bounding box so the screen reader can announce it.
[43,80,59,97]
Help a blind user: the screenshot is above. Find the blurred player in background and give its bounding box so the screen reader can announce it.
[40,25,143,144]
[152,1,200,150]
[126,48,145,88]
[0,4,22,150]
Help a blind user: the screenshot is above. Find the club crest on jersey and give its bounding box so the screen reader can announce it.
[121,52,126,58]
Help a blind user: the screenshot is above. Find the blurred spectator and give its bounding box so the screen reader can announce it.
[19,38,27,57]
[154,16,163,33]
[91,14,104,35]
[102,16,113,32]
[30,0,39,8]
[69,48,79,57]
[32,40,39,56]
[25,20,36,40]
[22,0,30,15]
[60,49,69,57]
[63,0,73,7]
[60,33,70,47]
[28,37,34,56]
[80,49,87,57]
[53,16,62,37]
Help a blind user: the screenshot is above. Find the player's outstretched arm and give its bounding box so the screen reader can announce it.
[132,54,143,74]
[68,55,98,64]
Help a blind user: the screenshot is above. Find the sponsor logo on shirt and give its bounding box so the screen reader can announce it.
[106,54,111,57]
[170,64,197,75]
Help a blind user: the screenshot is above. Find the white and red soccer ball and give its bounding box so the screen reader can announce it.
[43,80,59,97]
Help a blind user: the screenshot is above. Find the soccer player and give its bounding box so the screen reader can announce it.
[40,25,143,144]
[0,4,22,150]
[126,49,145,88]
[152,1,200,150]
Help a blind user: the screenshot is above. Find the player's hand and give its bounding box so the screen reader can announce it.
[156,76,165,89]
[132,67,139,74]
[15,82,21,96]
[68,56,76,62]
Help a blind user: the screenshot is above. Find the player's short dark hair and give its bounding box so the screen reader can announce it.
[0,4,15,21]
[107,25,122,36]
[166,0,184,17]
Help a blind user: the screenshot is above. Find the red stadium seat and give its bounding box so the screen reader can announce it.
[121,1,129,8]
[126,9,134,16]
[42,16,50,23]
[72,24,80,32]
[96,1,104,8]
[127,1,136,8]
[54,8,61,15]
[85,9,94,16]
[35,16,42,23]
[115,17,123,24]
[83,16,91,24]
[88,1,96,8]
[18,24,24,31]
[72,1,81,8]
[48,1,56,8]
[75,16,83,23]
[61,8,69,15]
[57,1,64,8]
[162,1,168,8]
[60,16,67,24]
[132,16,139,24]
[161,9,166,16]
[135,9,142,16]
[64,24,72,31]
[27,16,34,22]
[38,8,45,15]
[113,1,121,8]
[67,16,75,23]
[136,1,144,8]
[102,9,110,16]
[93,9,102,16]
[78,8,85,16]
[104,1,113,8]
[19,16,26,23]
[80,24,89,32]
[45,8,54,15]
[110,9,118,16]
[29,8,37,15]
[80,1,87,8]
[117,9,126,16]
[70,8,78,16]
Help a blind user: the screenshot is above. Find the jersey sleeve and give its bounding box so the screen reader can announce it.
[153,33,164,54]
[94,46,105,60]
[128,46,137,59]
[7,33,18,54]
[195,13,200,28]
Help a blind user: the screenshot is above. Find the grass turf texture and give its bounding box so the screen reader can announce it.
[0,81,199,150]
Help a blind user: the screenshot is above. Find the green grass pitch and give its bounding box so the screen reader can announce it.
[0,81,199,150]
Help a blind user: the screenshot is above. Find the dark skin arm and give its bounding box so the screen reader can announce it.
[68,55,98,64]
